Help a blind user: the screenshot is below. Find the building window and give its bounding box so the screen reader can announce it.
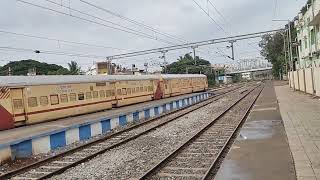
[78,93,85,101]
[311,29,315,45]
[13,99,23,109]
[93,91,99,98]
[132,87,135,94]
[304,36,308,49]
[86,92,92,99]
[40,96,48,106]
[50,95,59,105]
[28,97,38,107]
[99,90,105,98]
[70,93,77,101]
[60,94,68,103]
[111,90,115,96]
[299,40,302,52]
[140,87,143,92]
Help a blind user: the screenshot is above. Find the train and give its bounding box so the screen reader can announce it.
[0,74,208,130]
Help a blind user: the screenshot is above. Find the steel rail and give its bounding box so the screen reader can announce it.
[0,84,248,180]
[138,84,263,180]
[202,84,264,180]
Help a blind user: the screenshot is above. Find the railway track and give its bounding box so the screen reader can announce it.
[138,83,264,180]
[0,83,252,180]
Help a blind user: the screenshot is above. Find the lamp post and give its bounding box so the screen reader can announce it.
[273,19,295,88]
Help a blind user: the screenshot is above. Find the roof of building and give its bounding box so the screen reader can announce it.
[0,74,206,86]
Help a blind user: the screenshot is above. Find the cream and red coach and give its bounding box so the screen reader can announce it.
[0,74,208,130]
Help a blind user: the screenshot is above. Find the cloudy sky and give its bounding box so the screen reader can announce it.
[0,0,306,72]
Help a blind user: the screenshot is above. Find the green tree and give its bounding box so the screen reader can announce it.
[165,54,211,74]
[165,54,216,86]
[0,59,69,76]
[259,32,285,79]
[68,61,81,75]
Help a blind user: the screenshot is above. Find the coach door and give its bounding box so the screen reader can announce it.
[11,88,27,123]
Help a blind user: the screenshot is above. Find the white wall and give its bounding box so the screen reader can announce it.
[305,68,314,94]
[315,67,320,96]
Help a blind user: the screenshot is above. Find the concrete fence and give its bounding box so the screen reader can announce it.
[288,67,320,96]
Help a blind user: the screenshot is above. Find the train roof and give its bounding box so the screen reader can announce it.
[0,75,159,86]
[0,74,206,87]
[161,74,206,79]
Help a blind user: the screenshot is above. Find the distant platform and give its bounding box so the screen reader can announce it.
[0,92,209,163]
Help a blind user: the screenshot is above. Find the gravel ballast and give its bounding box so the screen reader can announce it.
[50,87,252,179]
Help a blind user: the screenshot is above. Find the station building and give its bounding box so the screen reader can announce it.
[289,0,320,96]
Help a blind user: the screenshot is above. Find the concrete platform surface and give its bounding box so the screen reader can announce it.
[0,92,203,145]
[215,81,296,180]
[275,85,320,180]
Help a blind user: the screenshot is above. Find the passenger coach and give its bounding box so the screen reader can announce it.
[0,74,208,130]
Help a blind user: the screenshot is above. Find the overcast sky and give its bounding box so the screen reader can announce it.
[0,0,307,72]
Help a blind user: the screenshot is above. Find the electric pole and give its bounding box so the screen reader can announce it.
[191,46,198,65]
[230,40,235,60]
[227,40,236,60]
[160,50,168,74]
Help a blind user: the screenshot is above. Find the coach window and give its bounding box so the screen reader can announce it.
[106,90,111,97]
[50,95,59,105]
[70,93,76,101]
[28,97,38,107]
[78,93,85,101]
[122,88,127,95]
[99,90,105,98]
[127,88,132,95]
[93,91,99,98]
[117,89,122,95]
[61,94,68,103]
[13,99,23,109]
[40,96,49,106]
[111,90,115,96]
[86,92,92,99]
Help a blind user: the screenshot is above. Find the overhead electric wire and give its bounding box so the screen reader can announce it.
[0,29,134,51]
[44,0,155,40]
[205,0,261,55]
[79,0,222,59]
[79,0,187,44]
[207,0,231,32]
[79,0,227,60]
[17,0,176,45]
[191,0,227,34]
[105,29,282,60]
[0,46,107,59]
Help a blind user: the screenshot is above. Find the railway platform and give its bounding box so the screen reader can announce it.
[275,84,320,180]
[215,81,296,180]
[0,91,209,163]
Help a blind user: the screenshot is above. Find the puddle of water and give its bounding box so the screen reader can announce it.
[215,159,251,180]
[238,120,281,140]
